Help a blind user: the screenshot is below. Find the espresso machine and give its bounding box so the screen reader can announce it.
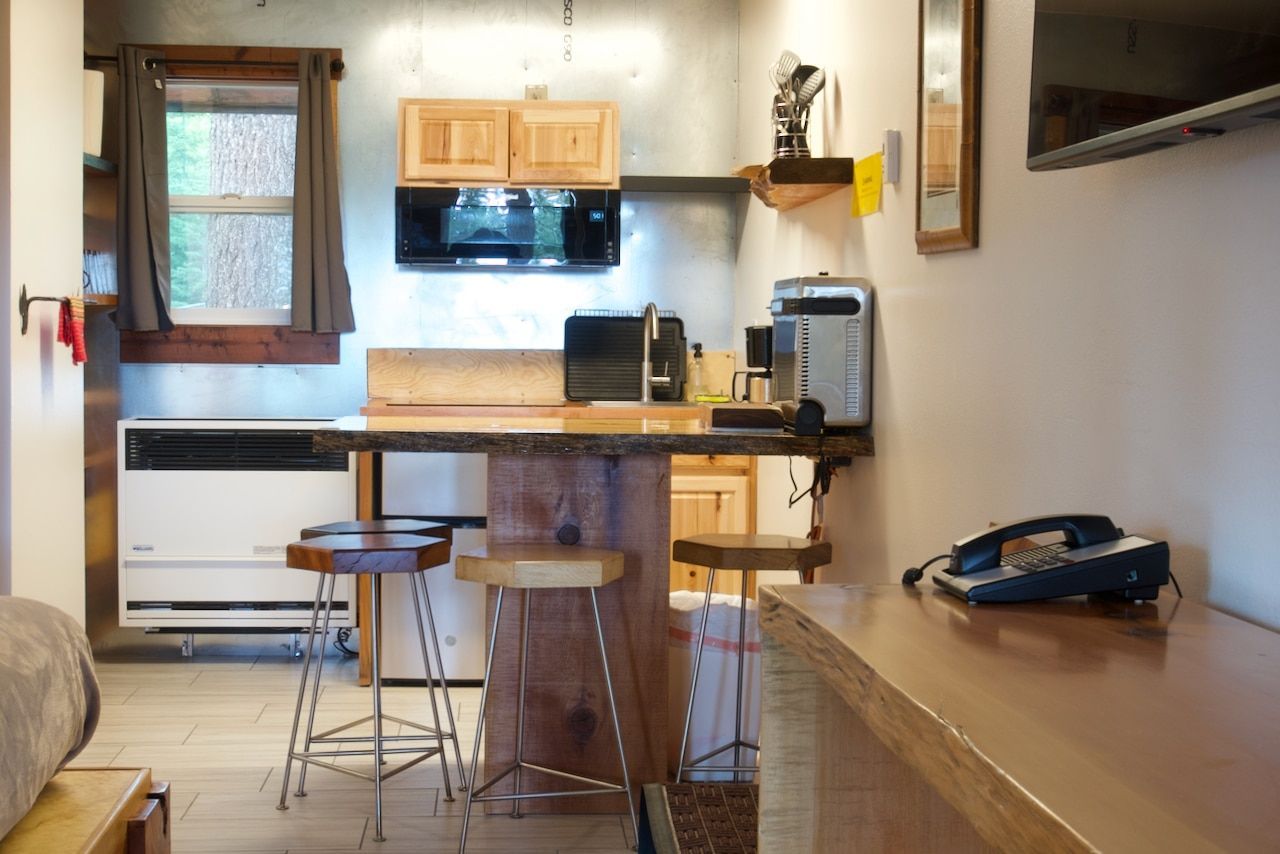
[733,325,773,402]
[770,274,873,434]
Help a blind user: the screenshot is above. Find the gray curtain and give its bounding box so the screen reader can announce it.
[115,46,173,331]
[292,50,355,333]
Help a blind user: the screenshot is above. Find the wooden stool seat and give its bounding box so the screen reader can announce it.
[670,533,831,784]
[456,541,637,850]
[456,544,624,589]
[300,518,453,543]
[286,532,450,575]
[673,533,832,573]
[279,530,465,841]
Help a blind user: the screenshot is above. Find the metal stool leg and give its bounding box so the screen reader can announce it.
[590,588,639,846]
[737,573,752,783]
[511,588,532,819]
[370,577,386,842]
[460,586,506,854]
[277,573,326,810]
[676,568,717,783]
[409,572,453,802]
[296,573,336,797]
[421,576,468,790]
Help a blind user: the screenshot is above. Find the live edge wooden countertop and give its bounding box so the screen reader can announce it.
[313,414,873,457]
[757,583,1280,853]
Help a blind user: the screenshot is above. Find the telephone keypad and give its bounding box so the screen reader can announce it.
[1003,543,1072,573]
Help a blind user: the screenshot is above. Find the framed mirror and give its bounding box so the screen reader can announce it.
[915,0,982,254]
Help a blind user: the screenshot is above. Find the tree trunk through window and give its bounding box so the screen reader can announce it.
[206,113,294,309]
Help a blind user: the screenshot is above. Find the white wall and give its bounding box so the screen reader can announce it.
[738,0,1280,630]
[0,0,86,621]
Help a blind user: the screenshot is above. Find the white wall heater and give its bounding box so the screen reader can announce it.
[118,419,356,630]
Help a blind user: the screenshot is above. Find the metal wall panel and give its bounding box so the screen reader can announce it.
[105,0,742,418]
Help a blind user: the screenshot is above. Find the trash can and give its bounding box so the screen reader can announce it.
[667,589,761,781]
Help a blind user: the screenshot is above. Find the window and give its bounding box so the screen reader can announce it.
[118,46,343,365]
[166,80,297,325]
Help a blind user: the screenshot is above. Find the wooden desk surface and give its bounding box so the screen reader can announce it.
[758,584,1280,853]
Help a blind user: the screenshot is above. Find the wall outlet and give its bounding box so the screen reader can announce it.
[525,84,548,100]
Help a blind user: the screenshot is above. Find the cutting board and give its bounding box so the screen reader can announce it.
[367,348,565,405]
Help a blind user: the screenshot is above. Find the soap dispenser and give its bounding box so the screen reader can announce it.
[689,342,708,401]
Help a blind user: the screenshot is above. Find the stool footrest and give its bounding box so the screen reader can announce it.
[469,760,628,802]
[287,746,442,784]
[685,738,761,769]
[308,712,455,743]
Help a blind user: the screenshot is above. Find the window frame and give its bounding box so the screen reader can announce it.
[120,44,343,365]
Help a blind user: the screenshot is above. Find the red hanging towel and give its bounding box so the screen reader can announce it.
[56,297,87,365]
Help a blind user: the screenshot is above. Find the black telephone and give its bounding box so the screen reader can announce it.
[931,514,1170,604]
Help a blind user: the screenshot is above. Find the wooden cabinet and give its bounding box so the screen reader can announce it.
[397,98,619,189]
[400,103,510,184]
[509,105,617,186]
[669,455,757,597]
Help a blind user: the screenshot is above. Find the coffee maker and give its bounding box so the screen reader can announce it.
[733,325,773,403]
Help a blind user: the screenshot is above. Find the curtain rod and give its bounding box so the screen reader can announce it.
[84,53,345,76]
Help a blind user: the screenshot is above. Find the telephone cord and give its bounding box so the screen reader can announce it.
[901,553,950,586]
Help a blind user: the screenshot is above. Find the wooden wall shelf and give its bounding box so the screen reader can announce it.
[734,157,853,211]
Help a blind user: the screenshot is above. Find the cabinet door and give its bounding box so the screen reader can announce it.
[400,103,509,184]
[509,106,617,186]
[670,474,755,598]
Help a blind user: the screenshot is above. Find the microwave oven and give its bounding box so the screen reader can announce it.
[395,186,620,268]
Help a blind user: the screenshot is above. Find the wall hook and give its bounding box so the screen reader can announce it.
[17,284,63,335]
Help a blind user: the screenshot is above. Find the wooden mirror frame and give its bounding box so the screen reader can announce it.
[915,0,982,254]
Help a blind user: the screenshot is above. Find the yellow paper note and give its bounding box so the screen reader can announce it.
[851,152,883,217]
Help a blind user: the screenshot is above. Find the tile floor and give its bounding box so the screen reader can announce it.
[70,635,636,853]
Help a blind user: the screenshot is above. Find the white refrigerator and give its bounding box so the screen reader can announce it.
[377,452,488,681]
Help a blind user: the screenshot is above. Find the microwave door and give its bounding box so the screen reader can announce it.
[395,186,618,267]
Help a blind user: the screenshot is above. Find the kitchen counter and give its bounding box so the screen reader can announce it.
[314,413,871,816]
[315,414,874,457]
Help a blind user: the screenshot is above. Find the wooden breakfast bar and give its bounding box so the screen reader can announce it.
[757,583,1280,852]
[314,414,872,812]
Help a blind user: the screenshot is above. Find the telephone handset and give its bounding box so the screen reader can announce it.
[932,513,1170,603]
[946,514,1123,576]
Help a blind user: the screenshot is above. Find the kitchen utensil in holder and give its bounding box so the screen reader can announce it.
[772,94,810,159]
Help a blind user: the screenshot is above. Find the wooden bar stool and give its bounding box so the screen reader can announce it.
[671,533,832,783]
[454,544,639,854]
[276,531,451,843]
[292,519,467,802]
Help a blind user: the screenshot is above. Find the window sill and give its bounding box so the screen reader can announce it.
[120,325,340,364]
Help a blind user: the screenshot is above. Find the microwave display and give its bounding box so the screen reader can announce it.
[395,187,619,268]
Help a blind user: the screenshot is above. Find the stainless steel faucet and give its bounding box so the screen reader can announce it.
[641,302,671,403]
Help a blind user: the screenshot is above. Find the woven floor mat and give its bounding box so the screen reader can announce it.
[640,782,758,854]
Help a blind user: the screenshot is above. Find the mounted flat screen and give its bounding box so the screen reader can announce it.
[1028,1,1280,169]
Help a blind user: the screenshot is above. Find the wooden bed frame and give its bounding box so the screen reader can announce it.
[0,768,170,853]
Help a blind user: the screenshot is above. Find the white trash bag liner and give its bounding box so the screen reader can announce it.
[667,589,761,781]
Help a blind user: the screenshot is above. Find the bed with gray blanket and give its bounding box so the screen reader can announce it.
[0,596,101,840]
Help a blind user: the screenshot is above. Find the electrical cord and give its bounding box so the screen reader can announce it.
[901,553,950,585]
[1168,570,1184,598]
[788,455,837,508]
[334,627,358,657]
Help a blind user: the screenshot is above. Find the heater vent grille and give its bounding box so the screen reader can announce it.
[125,429,348,472]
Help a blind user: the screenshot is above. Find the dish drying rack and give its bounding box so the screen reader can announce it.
[573,308,678,319]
